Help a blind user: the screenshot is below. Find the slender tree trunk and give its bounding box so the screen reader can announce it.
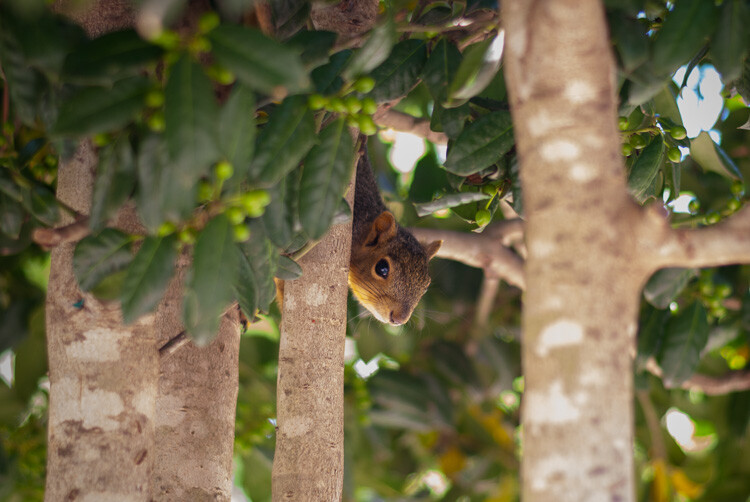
[272,170,355,501]
[503,2,644,500]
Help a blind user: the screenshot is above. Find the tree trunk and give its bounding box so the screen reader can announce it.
[503,2,643,500]
[271,170,355,501]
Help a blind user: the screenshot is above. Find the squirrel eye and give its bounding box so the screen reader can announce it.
[374,259,389,279]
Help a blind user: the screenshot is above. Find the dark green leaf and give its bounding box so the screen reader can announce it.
[164,55,220,176]
[299,118,355,239]
[12,308,46,403]
[183,215,238,345]
[644,268,696,309]
[251,95,317,186]
[636,306,669,372]
[368,39,428,103]
[444,111,514,175]
[16,138,46,168]
[25,185,59,226]
[446,33,504,107]
[241,448,273,502]
[120,234,178,324]
[343,19,396,80]
[710,0,750,83]
[414,191,490,217]
[73,229,133,291]
[421,39,462,102]
[628,134,665,203]
[658,302,709,387]
[286,30,337,68]
[0,193,24,239]
[275,255,302,281]
[235,222,277,318]
[271,0,310,39]
[63,29,163,85]
[260,177,294,249]
[690,131,742,180]
[90,137,135,231]
[409,151,448,203]
[311,50,351,94]
[651,83,682,125]
[219,84,256,173]
[52,76,151,135]
[609,12,648,72]
[209,25,310,95]
[651,0,720,76]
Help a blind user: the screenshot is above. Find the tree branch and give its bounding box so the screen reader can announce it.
[373,109,448,144]
[409,223,526,290]
[645,358,750,395]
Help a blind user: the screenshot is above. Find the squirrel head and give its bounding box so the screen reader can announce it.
[349,211,441,325]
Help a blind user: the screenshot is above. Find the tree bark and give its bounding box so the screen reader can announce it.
[503,2,643,500]
[271,170,355,502]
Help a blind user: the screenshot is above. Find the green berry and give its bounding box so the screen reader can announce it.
[241,190,271,217]
[687,199,700,213]
[669,125,687,140]
[145,90,165,108]
[215,161,234,181]
[178,227,197,244]
[329,98,346,113]
[198,12,220,33]
[357,115,377,136]
[353,76,375,94]
[226,206,246,225]
[727,198,741,212]
[189,37,212,55]
[308,94,328,110]
[715,283,732,298]
[150,29,180,49]
[147,112,165,132]
[617,117,629,130]
[361,97,377,115]
[705,211,721,224]
[630,134,647,149]
[345,96,362,114]
[475,209,491,227]
[482,184,497,196]
[667,146,681,163]
[93,133,110,147]
[622,143,633,156]
[157,221,177,236]
[730,180,745,197]
[197,181,214,202]
[233,224,251,242]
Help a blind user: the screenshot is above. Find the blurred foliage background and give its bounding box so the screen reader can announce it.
[1,0,750,500]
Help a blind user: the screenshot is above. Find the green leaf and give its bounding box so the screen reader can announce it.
[609,12,648,72]
[25,185,60,226]
[311,49,351,95]
[183,215,238,345]
[651,0,719,76]
[16,137,47,168]
[235,222,277,318]
[164,55,220,176]
[343,19,396,80]
[643,268,696,309]
[421,39,462,102]
[444,111,514,175]
[414,191,490,217]
[12,308,46,403]
[260,177,294,249]
[635,306,669,372]
[299,118,355,239]
[90,137,135,232]
[73,229,133,291]
[658,302,709,388]
[368,39,428,103]
[62,29,163,85]
[651,83,682,125]
[710,0,750,83]
[241,448,273,502]
[120,234,178,324]
[275,255,302,281]
[690,131,742,180]
[628,134,665,203]
[51,76,151,135]
[286,30,338,68]
[251,95,317,186]
[219,84,256,173]
[209,25,309,95]
[0,193,24,239]
[446,33,504,107]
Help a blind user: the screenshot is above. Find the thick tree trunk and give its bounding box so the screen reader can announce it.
[503,2,644,500]
[271,171,355,501]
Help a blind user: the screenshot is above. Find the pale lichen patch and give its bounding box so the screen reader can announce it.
[569,163,596,182]
[50,377,124,430]
[81,492,143,502]
[537,319,584,357]
[541,139,580,161]
[525,380,582,427]
[282,415,313,438]
[305,284,328,307]
[66,328,129,361]
[564,79,596,104]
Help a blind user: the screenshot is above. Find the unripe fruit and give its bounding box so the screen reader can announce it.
[622,143,633,156]
[147,112,165,132]
[157,221,177,236]
[345,96,362,114]
[198,12,220,33]
[179,227,197,244]
[618,117,629,130]
[475,209,491,226]
[705,211,720,224]
[328,98,346,113]
[727,198,741,212]
[145,90,165,108]
[353,76,375,94]
[233,224,251,242]
[630,134,647,149]
[197,181,214,202]
[357,115,377,136]
[670,125,687,140]
[215,161,234,181]
[482,184,497,196]
[730,180,745,197]
[241,190,270,217]
[667,146,681,163]
[687,199,700,213]
[361,97,377,115]
[308,94,327,110]
[226,206,246,225]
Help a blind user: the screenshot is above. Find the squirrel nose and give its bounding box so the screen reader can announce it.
[389,310,408,326]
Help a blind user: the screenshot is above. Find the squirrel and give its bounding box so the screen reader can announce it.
[348,144,441,325]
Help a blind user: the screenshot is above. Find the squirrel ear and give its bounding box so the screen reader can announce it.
[424,240,442,260]
[365,212,397,246]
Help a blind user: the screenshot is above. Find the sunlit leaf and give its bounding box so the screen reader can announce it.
[690,131,742,180]
[446,32,505,107]
[368,39,428,103]
[444,111,514,175]
[628,134,664,203]
[414,191,490,217]
[651,0,719,76]
[120,235,177,324]
[343,19,396,80]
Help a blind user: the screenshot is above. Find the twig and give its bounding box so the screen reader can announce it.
[645,358,750,395]
[373,109,448,144]
[473,275,500,331]
[159,330,189,360]
[32,217,91,248]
